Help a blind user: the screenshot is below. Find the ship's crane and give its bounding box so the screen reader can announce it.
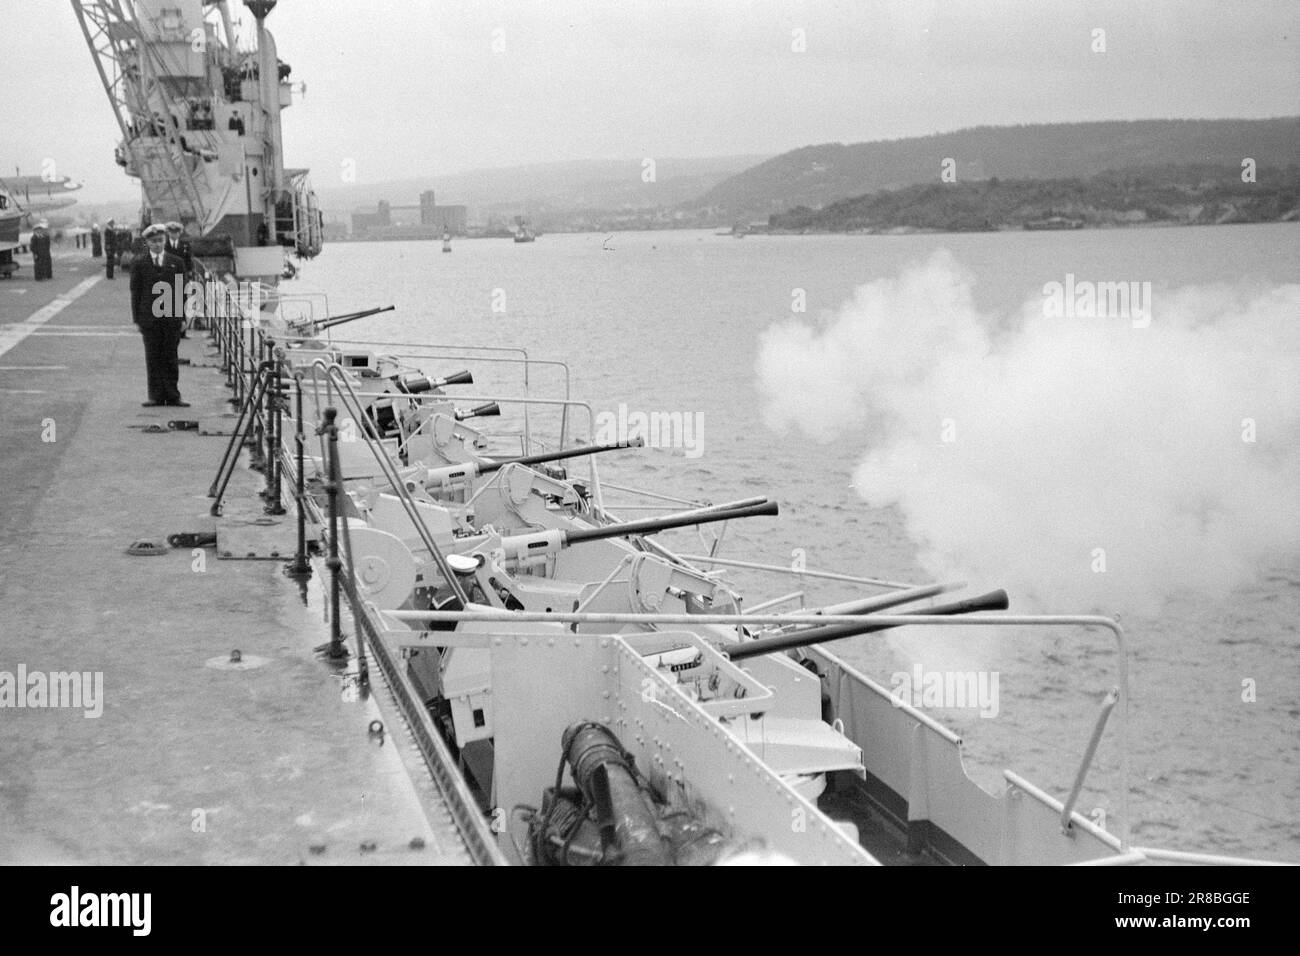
[71,0,213,232]
[71,0,323,260]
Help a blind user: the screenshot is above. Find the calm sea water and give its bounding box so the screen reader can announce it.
[288,224,1299,860]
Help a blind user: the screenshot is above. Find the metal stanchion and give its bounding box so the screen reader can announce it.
[220,289,235,388]
[245,330,266,472]
[207,363,273,515]
[320,407,347,660]
[285,372,312,578]
[226,303,241,405]
[264,345,286,515]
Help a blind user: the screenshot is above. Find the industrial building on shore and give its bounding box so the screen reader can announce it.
[349,190,467,240]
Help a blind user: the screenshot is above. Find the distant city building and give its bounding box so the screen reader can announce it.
[349,194,466,239]
[419,190,467,236]
[419,190,437,223]
[425,205,467,236]
[351,200,390,235]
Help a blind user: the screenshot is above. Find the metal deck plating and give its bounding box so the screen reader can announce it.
[0,260,473,864]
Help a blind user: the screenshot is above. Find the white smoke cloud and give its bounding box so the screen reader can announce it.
[758,250,1300,615]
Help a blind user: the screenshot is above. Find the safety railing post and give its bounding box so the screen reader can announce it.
[220,290,235,388]
[263,343,286,515]
[244,319,255,410]
[207,364,273,516]
[1060,688,1120,835]
[285,372,312,578]
[228,301,242,405]
[245,332,266,471]
[320,407,347,660]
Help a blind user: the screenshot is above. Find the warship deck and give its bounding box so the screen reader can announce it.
[0,249,473,865]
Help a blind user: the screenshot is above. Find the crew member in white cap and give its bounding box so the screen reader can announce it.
[131,224,189,407]
[164,221,194,336]
[164,222,192,272]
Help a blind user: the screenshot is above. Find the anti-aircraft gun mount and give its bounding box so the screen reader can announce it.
[415,436,644,502]
[346,495,774,618]
[283,304,395,339]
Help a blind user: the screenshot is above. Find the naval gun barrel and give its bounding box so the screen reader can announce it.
[422,437,645,487]
[494,500,779,564]
[311,305,396,332]
[481,436,644,474]
[726,589,1009,662]
[565,499,778,545]
[454,402,500,421]
[396,369,474,393]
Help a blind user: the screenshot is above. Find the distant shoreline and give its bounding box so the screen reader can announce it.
[760,165,1300,236]
[326,217,1298,244]
[758,217,1300,237]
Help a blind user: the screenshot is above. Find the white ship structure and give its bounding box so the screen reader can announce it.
[72,0,322,280]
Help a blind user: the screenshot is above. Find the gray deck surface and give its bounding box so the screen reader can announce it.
[0,249,470,865]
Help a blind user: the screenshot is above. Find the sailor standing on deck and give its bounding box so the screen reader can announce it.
[131,224,189,407]
[104,218,117,279]
[30,221,53,281]
[165,222,192,274]
[165,222,194,336]
[91,222,102,258]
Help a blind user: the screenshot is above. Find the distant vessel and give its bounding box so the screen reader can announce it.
[72,0,323,283]
[1025,215,1084,230]
[512,215,536,243]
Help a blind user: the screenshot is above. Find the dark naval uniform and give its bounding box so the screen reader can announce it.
[91,226,103,258]
[165,233,194,335]
[104,228,117,279]
[30,229,53,280]
[166,235,193,274]
[131,248,188,405]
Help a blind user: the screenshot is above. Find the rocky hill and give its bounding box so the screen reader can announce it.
[697,118,1300,221]
[766,164,1300,233]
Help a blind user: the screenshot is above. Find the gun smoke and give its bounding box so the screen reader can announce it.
[757,250,1300,616]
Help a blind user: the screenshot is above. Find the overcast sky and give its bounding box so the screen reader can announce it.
[3,0,1297,202]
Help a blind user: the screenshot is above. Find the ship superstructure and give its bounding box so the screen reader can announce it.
[71,0,322,279]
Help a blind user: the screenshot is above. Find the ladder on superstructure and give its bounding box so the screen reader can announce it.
[71,0,210,231]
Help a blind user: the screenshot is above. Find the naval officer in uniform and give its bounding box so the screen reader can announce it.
[164,221,195,337]
[131,224,189,407]
[164,221,192,273]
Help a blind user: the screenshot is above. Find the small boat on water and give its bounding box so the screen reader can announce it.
[1025,215,1085,230]
[513,215,536,242]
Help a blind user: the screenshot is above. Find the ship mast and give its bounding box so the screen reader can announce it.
[245,0,283,240]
